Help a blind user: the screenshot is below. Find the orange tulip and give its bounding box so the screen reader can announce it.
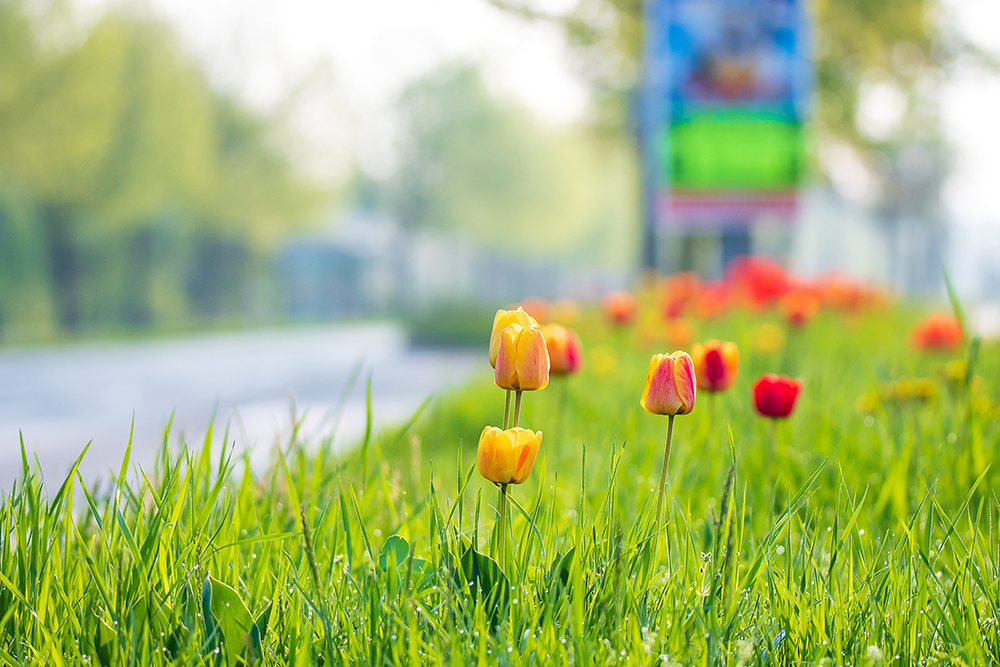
[489,307,538,368]
[779,288,820,328]
[691,340,739,392]
[542,324,583,375]
[602,291,637,326]
[640,351,697,416]
[476,426,542,485]
[495,324,550,391]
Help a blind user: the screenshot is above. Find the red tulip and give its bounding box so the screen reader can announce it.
[752,374,801,418]
[910,313,963,352]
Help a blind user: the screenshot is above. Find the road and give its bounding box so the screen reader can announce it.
[0,323,482,491]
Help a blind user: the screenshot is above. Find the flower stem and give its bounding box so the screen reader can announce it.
[498,483,509,573]
[513,390,523,428]
[767,419,777,477]
[503,389,512,429]
[654,415,675,527]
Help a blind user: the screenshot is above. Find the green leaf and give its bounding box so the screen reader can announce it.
[247,601,273,665]
[207,575,254,654]
[93,613,116,667]
[378,534,410,571]
[456,546,510,621]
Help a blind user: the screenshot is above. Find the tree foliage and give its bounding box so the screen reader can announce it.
[489,0,993,190]
[384,64,638,267]
[0,2,321,338]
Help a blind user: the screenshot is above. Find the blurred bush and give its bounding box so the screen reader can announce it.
[405,301,495,349]
[0,3,323,342]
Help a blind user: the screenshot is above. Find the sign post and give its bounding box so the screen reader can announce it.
[641,0,812,272]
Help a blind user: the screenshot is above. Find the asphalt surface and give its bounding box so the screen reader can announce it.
[0,323,481,492]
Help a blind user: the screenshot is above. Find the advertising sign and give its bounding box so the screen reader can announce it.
[643,0,812,226]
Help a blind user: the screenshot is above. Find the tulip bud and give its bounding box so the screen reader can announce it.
[691,340,739,392]
[495,324,550,391]
[542,324,583,376]
[752,374,801,418]
[476,426,542,485]
[640,351,696,416]
[489,307,538,368]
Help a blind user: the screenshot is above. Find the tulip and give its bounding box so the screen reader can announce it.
[640,351,697,536]
[691,340,739,392]
[495,324,550,392]
[476,426,542,486]
[477,425,543,574]
[542,324,583,375]
[910,312,963,352]
[602,290,637,326]
[489,307,538,368]
[779,288,820,328]
[752,374,801,419]
[640,351,697,416]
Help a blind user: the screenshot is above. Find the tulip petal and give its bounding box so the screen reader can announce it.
[672,351,696,414]
[494,324,521,390]
[477,426,516,484]
[514,326,550,391]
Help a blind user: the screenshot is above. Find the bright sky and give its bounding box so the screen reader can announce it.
[80,0,1000,226]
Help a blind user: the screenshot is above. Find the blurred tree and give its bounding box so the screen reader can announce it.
[0,2,322,337]
[385,64,637,267]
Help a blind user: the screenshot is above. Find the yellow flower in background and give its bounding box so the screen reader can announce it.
[476,426,542,485]
[751,323,786,353]
[589,345,618,377]
[495,323,550,391]
[489,307,538,368]
[856,391,879,414]
[943,359,967,383]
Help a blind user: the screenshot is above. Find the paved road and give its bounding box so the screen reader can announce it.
[0,323,481,491]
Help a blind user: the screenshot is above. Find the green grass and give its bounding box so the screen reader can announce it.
[1,303,998,665]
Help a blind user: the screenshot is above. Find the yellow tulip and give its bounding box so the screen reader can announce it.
[476,426,542,485]
[489,307,538,368]
[495,323,550,391]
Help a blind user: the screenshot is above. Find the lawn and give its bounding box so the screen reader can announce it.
[1,264,998,665]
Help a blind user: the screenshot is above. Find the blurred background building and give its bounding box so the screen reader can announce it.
[0,0,998,346]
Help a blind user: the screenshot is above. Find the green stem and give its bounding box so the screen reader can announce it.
[654,415,675,527]
[707,392,716,447]
[767,419,777,478]
[503,389,512,430]
[513,391,523,428]
[498,483,509,573]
